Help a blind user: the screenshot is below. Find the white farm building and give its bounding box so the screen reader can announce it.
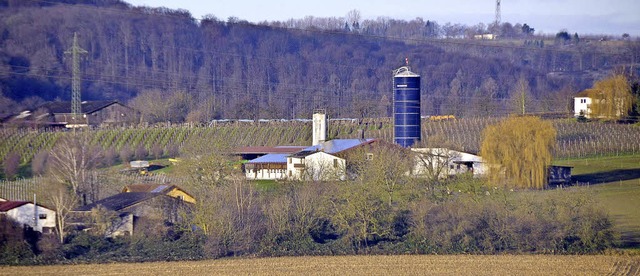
[0,199,56,233]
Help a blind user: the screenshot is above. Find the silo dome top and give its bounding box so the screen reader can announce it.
[394,66,420,77]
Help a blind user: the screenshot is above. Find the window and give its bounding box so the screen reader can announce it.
[39,214,47,219]
[333,159,339,168]
[366,153,374,160]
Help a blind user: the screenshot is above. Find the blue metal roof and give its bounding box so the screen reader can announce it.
[302,139,375,155]
[247,153,289,164]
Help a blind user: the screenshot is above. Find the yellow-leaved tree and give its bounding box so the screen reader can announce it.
[590,74,633,120]
[480,116,556,189]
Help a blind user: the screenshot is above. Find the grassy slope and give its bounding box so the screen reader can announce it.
[554,155,640,248]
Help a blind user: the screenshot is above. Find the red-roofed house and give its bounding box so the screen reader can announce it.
[0,200,56,233]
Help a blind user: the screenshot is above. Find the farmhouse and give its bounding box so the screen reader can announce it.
[286,139,376,181]
[244,139,376,181]
[574,89,594,118]
[574,89,629,119]
[72,184,194,237]
[0,199,56,233]
[2,100,138,128]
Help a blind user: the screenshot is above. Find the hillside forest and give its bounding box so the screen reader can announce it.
[1,0,639,122]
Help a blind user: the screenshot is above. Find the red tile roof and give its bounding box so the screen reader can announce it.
[0,201,29,212]
[575,89,598,97]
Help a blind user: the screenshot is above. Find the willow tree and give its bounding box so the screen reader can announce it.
[480,116,556,189]
[590,75,633,120]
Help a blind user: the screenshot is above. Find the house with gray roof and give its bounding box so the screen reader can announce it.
[71,185,193,237]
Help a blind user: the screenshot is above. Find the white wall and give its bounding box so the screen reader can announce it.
[287,152,345,181]
[5,203,56,233]
[245,167,287,180]
[574,97,592,117]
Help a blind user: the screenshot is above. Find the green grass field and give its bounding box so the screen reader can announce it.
[555,155,640,248]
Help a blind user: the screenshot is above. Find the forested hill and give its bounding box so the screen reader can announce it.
[0,0,638,121]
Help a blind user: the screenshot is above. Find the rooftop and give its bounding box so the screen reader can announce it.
[36,100,124,114]
[301,139,376,155]
[74,192,162,212]
[247,153,289,164]
[0,201,29,212]
[234,146,307,155]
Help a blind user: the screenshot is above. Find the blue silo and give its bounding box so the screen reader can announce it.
[393,66,421,147]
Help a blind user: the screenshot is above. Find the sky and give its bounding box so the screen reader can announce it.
[126,0,640,36]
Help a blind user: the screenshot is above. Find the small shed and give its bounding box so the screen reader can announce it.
[548,165,573,186]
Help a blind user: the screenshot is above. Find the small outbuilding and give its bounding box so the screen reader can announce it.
[547,165,573,186]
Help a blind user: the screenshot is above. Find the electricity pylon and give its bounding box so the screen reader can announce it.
[65,32,88,120]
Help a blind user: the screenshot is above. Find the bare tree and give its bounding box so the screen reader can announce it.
[47,132,103,198]
[46,178,78,243]
[413,148,461,182]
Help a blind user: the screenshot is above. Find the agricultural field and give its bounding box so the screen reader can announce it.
[555,155,640,248]
[2,255,639,275]
[2,118,640,176]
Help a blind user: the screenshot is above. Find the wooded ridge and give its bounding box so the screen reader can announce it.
[0,0,638,121]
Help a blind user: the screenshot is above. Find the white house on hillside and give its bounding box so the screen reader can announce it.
[0,200,56,233]
[411,148,486,179]
[574,90,593,117]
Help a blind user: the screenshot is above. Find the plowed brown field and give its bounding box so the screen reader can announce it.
[2,255,639,275]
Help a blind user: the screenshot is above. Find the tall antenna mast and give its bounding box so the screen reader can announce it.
[65,32,88,119]
[495,0,502,27]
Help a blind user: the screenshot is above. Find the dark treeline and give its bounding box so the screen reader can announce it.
[0,0,638,121]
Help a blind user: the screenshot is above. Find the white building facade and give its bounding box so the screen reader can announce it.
[244,153,289,180]
[287,151,346,181]
[574,95,592,117]
[0,201,56,233]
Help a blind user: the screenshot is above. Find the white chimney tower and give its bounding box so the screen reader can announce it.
[312,109,327,145]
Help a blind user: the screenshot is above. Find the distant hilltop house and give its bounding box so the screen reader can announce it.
[71,184,194,237]
[474,33,498,40]
[574,89,594,118]
[0,198,56,234]
[2,100,139,128]
[574,89,628,119]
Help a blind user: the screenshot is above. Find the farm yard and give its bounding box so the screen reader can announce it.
[2,255,639,275]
